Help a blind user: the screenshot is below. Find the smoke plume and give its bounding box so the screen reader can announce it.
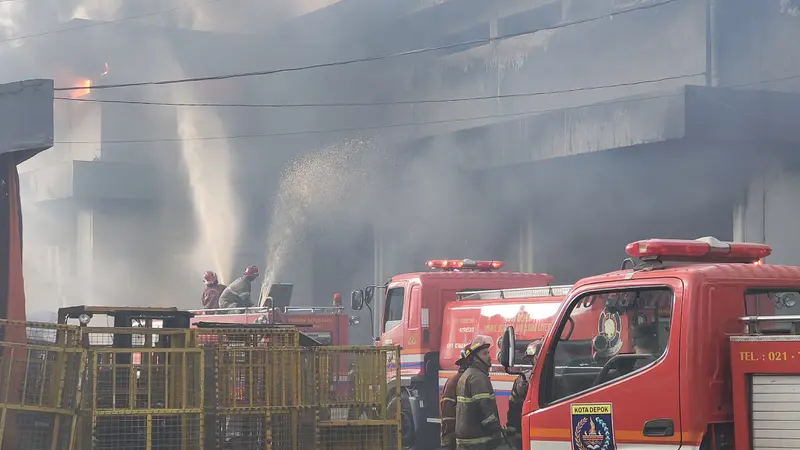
[5,0,792,328]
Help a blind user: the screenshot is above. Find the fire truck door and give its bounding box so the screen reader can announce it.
[526,282,684,450]
[381,282,407,347]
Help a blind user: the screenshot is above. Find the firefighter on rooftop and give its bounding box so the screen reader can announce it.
[455,335,502,450]
[219,265,260,311]
[506,340,542,450]
[440,346,469,450]
[201,271,227,312]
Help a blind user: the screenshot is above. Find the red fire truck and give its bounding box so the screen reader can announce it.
[351,259,570,450]
[189,305,352,345]
[190,285,356,345]
[497,236,787,450]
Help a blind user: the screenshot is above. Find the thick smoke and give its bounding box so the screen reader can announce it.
[4,0,357,311]
[6,0,792,326]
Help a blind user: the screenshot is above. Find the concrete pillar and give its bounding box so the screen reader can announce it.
[737,166,800,266]
[518,209,535,273]
[75,208,95,304]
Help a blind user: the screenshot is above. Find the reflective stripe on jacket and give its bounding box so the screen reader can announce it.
[440,367,467,448]
[455,359,501,450]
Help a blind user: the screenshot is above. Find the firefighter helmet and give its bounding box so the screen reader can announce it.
[463,335,493,359]
[244,265,260,277]
[203,271,218,285]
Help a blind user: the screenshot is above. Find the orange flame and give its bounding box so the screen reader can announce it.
[70,79,92,99]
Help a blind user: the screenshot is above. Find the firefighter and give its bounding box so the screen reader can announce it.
[219,265,260,310]
[440,347,469,450]
[506,340,542,450]
[455,335,502,450]
[201,271,227,311]
[633,323,659,369]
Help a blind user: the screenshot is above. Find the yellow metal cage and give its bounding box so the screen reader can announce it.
[0,320,401,450]
[0,320,85,450]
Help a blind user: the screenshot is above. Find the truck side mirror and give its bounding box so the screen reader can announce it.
[364,286,375,306]
[351,290,365,311]
[500,326,516,368]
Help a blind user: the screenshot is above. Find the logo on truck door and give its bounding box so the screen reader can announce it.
[570,403,615,450]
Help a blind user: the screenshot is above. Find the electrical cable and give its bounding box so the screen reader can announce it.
[51,92,693,144]
[53,72,704,108]
[52,71,800,145]
[52,0,684,92]
[0,0,225,44]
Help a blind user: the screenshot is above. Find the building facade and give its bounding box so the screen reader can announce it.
[10,2,800,339]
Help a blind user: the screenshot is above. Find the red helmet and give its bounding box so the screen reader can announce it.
[203,271,218,285]
[244,265,260,277]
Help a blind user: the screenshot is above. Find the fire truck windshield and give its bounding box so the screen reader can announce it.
[541,287,673,405]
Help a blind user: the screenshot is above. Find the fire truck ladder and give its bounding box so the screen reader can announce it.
[456,285,573,300]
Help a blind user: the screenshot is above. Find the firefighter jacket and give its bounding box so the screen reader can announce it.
[219,276,254,309]
[506,370,530,435]
[201,284,226,310]
[440,366,467,449]
[455,359,502,450]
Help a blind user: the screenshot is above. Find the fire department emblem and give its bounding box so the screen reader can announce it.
[597,311,622,356]
[570,403,615,450]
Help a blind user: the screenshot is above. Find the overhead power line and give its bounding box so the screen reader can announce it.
[52,91,694,144]
[52,0,684,92]
[52,71,800,145]
[54,72,704,108]
[0,0,224,44]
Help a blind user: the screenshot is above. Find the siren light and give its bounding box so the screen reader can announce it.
[625,237,772,263]
[426,259,504,271]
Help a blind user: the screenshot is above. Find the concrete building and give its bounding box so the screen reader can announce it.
[271,0,800,333]
[11,2,800,337]
[12,22,272,311]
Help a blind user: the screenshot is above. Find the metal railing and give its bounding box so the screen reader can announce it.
[457,284,573,300]
[740,315,800,334]
[190,307,272,316]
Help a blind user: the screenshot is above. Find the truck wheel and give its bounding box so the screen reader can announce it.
[388,390,416,449]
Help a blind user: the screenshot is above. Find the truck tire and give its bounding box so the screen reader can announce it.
[388,389,416,449]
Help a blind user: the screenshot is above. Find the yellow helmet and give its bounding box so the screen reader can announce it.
[462,335,493,359]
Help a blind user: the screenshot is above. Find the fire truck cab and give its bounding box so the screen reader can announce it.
[351,259,561,450]
[499,237,783,450]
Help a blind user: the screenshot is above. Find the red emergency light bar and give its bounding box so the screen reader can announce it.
[625,237,772,263]
[426,259,504,271]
